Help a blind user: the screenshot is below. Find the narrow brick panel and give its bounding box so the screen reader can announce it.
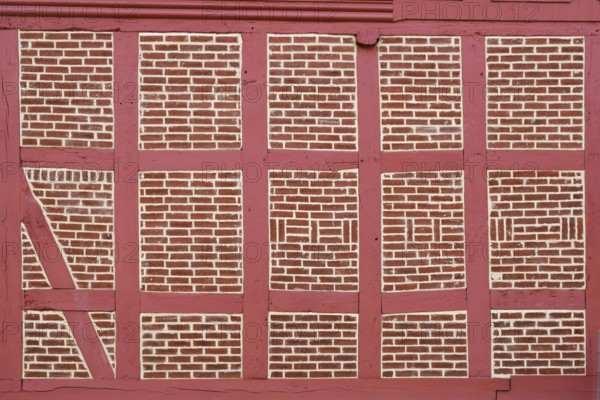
[23,311,91,379]
[139,171,243,293]
[24,168,115,290]
[19,31,114,148]
[491,310,586,377]
[488,170,585,289]
[21,224,51,289]
[140,314,243,379]
[486,37,584,150]
[139,33,242,150]
[379,36,462,151]
[381,311,468,378]
[382,171,466,292]
[90,312,116,372]
[269,170,359,291]
[268,34,358,150]
[268,312,358,378]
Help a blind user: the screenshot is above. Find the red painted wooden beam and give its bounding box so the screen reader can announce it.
[266,149,359,171]
[0,28,23,388]
[487,150,584,170]
[140,293,243,314]
[19,377,511,397]
[241,32,270,380]
[462,35,492,378]
[113,32,141,380]
[20,147,114,171]
[356,39,382,379]
[24,290,115,311]
[381,150,464,172]
[269,291,358,313]
[491,290,585,310]
[382,289,467,314]
[584,35,600,378]
[138,150,242,171]
[0,0,394,22]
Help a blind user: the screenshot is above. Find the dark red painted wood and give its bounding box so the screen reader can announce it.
[462,35,491,379]
[584,35,600,378]
[138,150,242,171]
[486,150,584,170]
[356,42,382,379]
[382,289,467,314]
[381,150,463,172]
[18,377,510,397]
[0,0,394,22]
[24,290,115,311]
[241,32,270,380]
[269,291,358,313]
[490,290,585,310]
[266,150,359,171]
[113,32,141,380]
[20,148,114,170]
[497,376,595,400]
[140,293,243,313]
[0,28,22,389]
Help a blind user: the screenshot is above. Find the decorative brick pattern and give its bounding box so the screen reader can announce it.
[139,171,243,293]
[486,37,584,150]
[268,34,358,151]
[90,312,116,372]
[140,314,243,379]
[268,313,358,378]
[382,171,466,292]
[24,168,115,290]
[269,170,359,291]
[139,33,242,150]
[488,170,585,289]
[22,224,51,289]
[379,36,462,151]
[381,311,468,378]
[23,311,90,379]
[491,310,586,377]
[19,31,113,148]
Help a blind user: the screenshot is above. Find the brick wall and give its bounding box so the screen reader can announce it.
[139,171,243,293]
[491,310,586,377]
[23,311,91,379]
[139,33,242,150]
[24,168,115,290]
[381,311,468,378]
[382,171,466,292]
[140,314,243,379]
[379,36,463,151]
[268,34,358,151]
[486,37,584,150]
[19,31,113,148]
[268,312,358,378]
[488,170,585,289]
[269,170,359,291]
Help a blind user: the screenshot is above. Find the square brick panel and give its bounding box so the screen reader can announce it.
[379,36,463,151]
[488,170,585,289]
[268,312,358,378]
[19,31,114,148]
[268,34,358,151]
[486,37,584,150]
[382,171,466,292]
[269,170,359,291]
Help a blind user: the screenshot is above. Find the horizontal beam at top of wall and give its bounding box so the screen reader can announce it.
[0,0,394,22]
